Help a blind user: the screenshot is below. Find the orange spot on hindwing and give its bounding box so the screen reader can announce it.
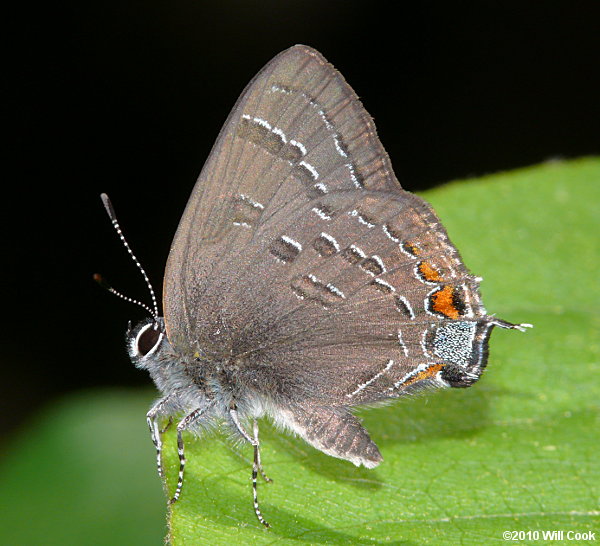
[417,261,444,282]
[403,363,445,387]
[401,241,421,257]
[429,285,466,319]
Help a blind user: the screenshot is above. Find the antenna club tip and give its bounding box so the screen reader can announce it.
[100,193,117,220]
[93,273,110,289]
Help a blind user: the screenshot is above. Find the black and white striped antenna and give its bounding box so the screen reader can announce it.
[95,193,159,320]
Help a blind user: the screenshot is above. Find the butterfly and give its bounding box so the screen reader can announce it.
[100,45,530,527]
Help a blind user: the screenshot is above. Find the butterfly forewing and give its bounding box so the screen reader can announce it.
[164,47,397,342]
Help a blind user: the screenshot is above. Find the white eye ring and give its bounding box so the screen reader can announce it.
[134,323,164,359]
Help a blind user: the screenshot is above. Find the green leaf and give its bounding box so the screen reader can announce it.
[2,158,598,544]
[0,391,167,545]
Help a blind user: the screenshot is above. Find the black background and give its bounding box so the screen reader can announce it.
[4,1,599,440]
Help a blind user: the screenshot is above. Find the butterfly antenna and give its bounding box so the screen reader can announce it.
[99,193,159,319]
[94,273,157,319]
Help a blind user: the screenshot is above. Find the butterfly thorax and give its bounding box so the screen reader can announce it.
[127,317,274,421]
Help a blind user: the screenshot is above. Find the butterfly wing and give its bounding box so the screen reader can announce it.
[164,47,496,466]
[165,45,398,349]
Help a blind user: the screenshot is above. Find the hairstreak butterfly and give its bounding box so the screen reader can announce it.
[99,45,530,527]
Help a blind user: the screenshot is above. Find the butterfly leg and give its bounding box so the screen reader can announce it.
[170,406,208,504]
[160,416,173,434]
[253,420,272,483]
[146,396,173,479]
[230,408,270,528]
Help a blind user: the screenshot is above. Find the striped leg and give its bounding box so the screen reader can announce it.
[169,407,207,504]
[230,408,270,528]
[253,420,272,483]
[160,417,173,434]
[146,396,172,479]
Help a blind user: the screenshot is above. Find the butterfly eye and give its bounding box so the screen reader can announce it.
[136,323,163,357]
